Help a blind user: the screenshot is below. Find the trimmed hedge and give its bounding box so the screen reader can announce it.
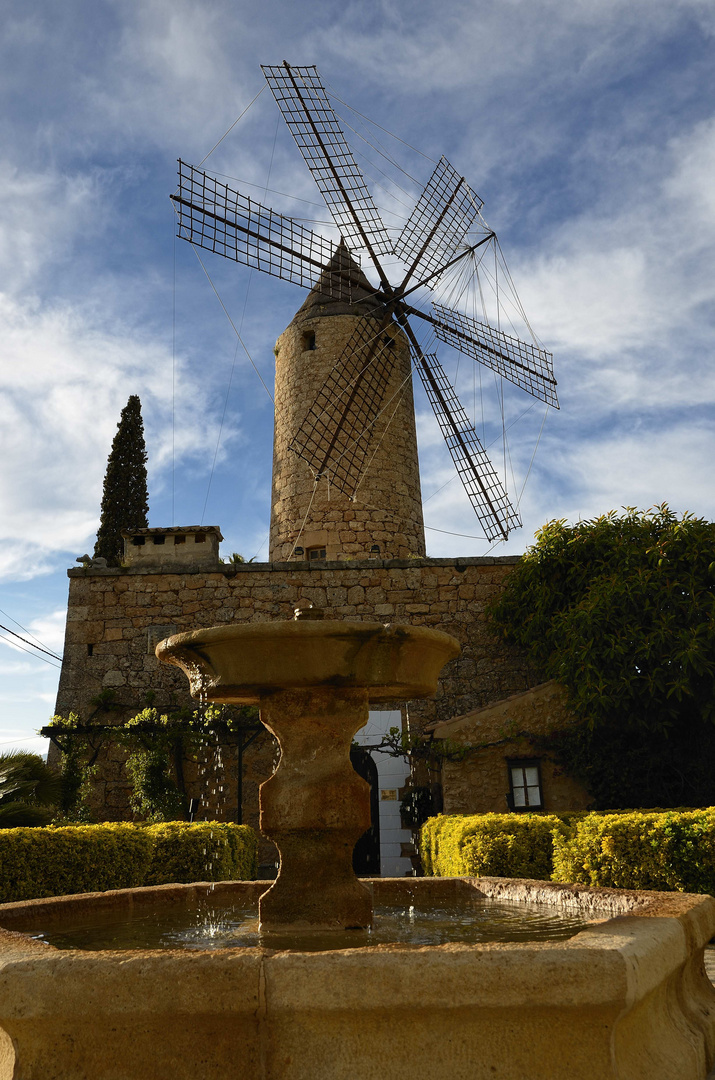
[0,822,258,904]
[144,822,258,886]
[421,809,715,894]
[551,810,715,894]
[421,813,568,880]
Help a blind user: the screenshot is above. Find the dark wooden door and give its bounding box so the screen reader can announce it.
[350,747,381,876]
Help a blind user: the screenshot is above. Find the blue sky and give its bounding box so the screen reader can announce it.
[2,0,715,754]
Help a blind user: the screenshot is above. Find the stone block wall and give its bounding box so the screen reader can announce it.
[53,554,535,829]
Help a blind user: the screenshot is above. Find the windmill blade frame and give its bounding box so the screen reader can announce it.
[262,63,393,265]
[429,302,559,408]
[414,351,521,542]
[171,160,359,299]
[289,314,399,495]
[395,156,483,291]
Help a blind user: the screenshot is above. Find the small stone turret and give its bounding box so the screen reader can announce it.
[120,526,223,571]
[269,246,426,562]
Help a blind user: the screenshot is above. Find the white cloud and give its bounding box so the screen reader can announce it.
[25,608,67,656]
[546,421,715,516]
[0,291,232,581]
[0,162,100,292]
[511,115,715,415]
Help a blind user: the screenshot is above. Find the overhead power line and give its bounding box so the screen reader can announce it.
[0,623,64,664]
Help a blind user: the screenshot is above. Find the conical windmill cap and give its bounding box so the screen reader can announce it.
[292,239,385,322]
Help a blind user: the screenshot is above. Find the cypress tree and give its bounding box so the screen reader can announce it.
[94,395,149,566]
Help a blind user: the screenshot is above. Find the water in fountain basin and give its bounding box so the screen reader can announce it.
[27,895,592,953]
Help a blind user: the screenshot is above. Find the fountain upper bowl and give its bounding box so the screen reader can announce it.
[156,620,460,704]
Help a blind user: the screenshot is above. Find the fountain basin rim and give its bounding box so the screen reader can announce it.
[156,619,461,703]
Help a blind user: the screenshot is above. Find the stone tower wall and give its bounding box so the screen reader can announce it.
[269,312,425,562]
[53,555,535,826]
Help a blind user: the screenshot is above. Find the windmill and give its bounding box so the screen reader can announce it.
[171,62,557,545]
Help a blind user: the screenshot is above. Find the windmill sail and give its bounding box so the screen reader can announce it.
[262,63,393,260]
[430,302,558,408]
[415,351,521,541]
[171,161,356,298]
[395,157,483,290]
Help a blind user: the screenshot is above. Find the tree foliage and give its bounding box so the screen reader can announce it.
[94,394,149,566]
[488,506,715,808]
[0,751,63,828]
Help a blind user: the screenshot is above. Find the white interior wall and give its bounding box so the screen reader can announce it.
[354,710,413,877]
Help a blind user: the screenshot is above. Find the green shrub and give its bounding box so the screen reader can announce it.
[421,809,715,894]
[0,823,154,903]
[421,813,568,880]
[0,821,258,904]
[551,810,715,894]
[144,822,258,885]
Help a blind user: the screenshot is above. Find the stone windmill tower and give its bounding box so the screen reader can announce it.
[269,244,425,562]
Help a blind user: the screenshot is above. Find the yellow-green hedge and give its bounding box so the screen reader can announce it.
[0,822,258,904]
[144,822,258,886]
[421,813,568,880]
[551,810,715,894]
[421,809,715,894]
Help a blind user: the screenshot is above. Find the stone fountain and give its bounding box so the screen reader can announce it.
[0,613,714,1079]
[156,606,461,933]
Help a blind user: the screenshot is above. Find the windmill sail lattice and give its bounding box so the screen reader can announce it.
[395,157,483,289]
[173,160,356,299]
[172,61,557,543]
[289,305,397,492]
[262,64,393,260]
[415,353,520,542]
[431,302,558,407]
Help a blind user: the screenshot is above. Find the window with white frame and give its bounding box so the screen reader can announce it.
[508,759,543,811]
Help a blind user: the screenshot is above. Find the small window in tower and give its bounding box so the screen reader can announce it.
[307,546,326,560]
[87,644,94,657]
[132,536,146,546]
[382,334,394,349]
[152,536,166,545]
[303,331,316,351]
[194,533,206,543]
[174,535,186,545]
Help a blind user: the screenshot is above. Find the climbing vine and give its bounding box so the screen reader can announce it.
[43,703,261,823]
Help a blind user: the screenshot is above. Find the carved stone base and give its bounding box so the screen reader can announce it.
[258,688,372,931]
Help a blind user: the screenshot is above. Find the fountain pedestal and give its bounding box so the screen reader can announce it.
[157,617,460,932]
[259,688,372,930]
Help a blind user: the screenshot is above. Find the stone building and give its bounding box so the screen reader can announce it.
[426,681,592,816]
[53,537,533,829]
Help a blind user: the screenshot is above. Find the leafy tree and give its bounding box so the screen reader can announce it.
[94,395,149,566]
[0,751,63,827]
[488,506,715,809]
